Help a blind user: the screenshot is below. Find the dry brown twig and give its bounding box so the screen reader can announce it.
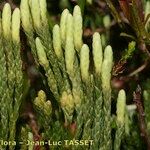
[133,85,150,150]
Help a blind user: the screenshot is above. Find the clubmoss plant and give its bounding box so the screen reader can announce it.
[0,1,138,150]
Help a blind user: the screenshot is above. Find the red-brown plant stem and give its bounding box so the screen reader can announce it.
[133,85,150,150]
[28,113,41,150]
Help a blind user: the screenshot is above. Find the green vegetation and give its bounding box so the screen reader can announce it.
[0,0,150,150]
